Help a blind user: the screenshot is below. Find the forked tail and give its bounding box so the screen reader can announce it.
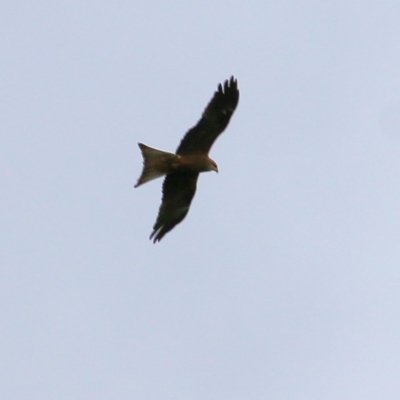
[134,143,176,188]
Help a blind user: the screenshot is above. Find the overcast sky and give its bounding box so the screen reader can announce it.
[2,1,400,399]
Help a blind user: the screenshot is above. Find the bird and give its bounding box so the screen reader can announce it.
[135,76,239,243]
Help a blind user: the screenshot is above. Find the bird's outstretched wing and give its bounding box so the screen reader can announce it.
[150,171,199,243]
[176,76,239,155]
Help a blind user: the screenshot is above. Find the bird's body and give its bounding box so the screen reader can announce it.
[134,144,216,187]
[135,77,239,242]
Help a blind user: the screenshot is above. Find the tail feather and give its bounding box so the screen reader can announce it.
[135,143,176,188]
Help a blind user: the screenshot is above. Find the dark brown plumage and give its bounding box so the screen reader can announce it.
[135,77,239,242]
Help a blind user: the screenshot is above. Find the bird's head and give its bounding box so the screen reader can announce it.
[208,157,218,173]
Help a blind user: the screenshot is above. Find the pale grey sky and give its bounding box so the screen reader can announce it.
[2,1,400,399]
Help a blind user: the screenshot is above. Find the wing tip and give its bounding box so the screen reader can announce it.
[219,76,238,95]
[149,226,163,243]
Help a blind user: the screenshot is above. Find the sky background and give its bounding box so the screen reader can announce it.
[2,1,400,399]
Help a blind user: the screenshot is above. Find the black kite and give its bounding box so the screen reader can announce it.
[135,77,239,242]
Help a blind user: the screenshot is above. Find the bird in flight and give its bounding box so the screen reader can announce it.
[135,76,239,243]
